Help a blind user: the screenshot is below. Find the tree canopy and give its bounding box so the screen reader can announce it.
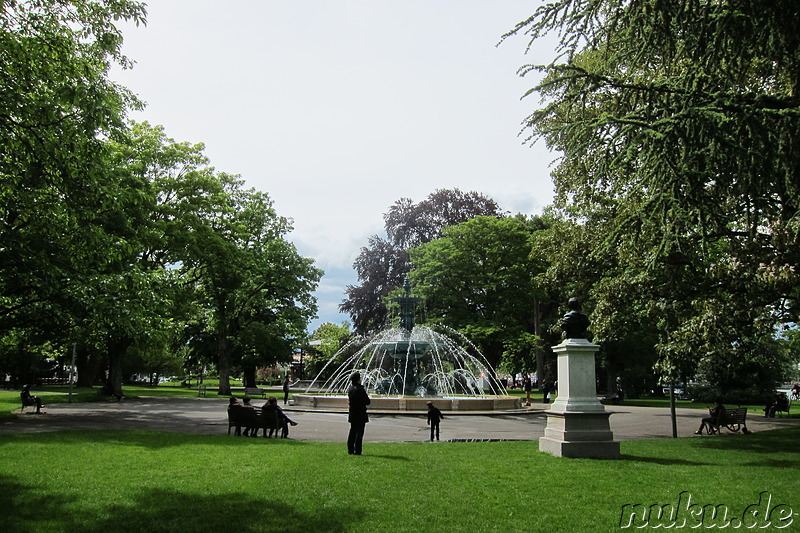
[0,0,146,333]
[505,0,800,400]
[409,215,546,371]
[183,177,322,395]
[0,2,322,394]
[341,189,503,334]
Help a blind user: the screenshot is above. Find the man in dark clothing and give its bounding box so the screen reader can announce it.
[20,385,42,413]
[426,401,444,441]
[347,372,370,455]
[282,376,290,405]
[522,374,532,406]
[263,396,298,438]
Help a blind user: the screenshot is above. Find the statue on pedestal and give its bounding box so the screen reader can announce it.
[561,297,590,339]
[540,297,619,458]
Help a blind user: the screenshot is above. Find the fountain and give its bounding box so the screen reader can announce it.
[293,278,520,411]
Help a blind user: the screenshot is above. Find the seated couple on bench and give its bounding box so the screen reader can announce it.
[229,396,297,438]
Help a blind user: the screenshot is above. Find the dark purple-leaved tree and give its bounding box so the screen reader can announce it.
[340,189,503,335]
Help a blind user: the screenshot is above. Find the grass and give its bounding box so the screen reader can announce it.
[1,423,799,532]
[0,387,205,417]
[0,380,270,409]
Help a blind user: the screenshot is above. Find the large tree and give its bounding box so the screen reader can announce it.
[184,176,322,396]
[305,321,353,379]
[506,1,800,396]
[0,3,324,396]
[0,1,155,393]
[341,189,502,334]
[409,215,546,371]
[0,0,146,332]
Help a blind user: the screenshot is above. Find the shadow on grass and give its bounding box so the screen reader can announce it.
[741,458,800,468]
[1,475,77,532]
[358,453,412,461]
[619,454,710,466]
[2,476,355,533]
[690,427,800,455]
[0,429,313,450]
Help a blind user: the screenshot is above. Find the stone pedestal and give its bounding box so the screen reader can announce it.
[538,338,620,459]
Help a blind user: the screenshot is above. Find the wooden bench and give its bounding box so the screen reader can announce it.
[227,407,281,437]
[709,407,750,435]
[244,387,266,398]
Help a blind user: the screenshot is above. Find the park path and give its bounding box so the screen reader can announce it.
[2,397,797,443]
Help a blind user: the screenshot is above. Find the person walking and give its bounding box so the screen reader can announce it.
[522,374,532,406]
[426,401,444,441]
[347,372,370,455]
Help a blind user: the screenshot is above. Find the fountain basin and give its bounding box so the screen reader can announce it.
[292,394,521,411]
[374,339,431,360]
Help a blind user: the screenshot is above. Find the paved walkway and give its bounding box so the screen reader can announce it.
[2,397,797,443]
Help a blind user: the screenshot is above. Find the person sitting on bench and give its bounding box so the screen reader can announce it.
[21,384,43,413]
[263,396,298,438]
[695,400,725,435]
[764,392,788,418]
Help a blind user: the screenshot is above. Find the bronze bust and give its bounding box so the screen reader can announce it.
[561,297,590,339]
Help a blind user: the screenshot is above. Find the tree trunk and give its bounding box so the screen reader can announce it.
[243,367,257,388]
[533,297,545,386]
[217,333,232,396]
[75,348,104,387]
[107,336,132,399]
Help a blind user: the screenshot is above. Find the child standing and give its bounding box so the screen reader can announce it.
[426,401,444,442]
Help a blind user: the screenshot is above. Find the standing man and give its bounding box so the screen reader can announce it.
[283,375,291,405]
[347,372,370,455]
[541,380,550,404]
[426,401,444,442]
[522,373,532,406]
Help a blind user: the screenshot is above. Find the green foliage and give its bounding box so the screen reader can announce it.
[182,177,322,394]
[0,2,322,400]
[304,322,352,378]
[123,329,186,382]
[778,327,800,382]
[0,0,146,334]
[505,1,800,391]
[410,216,544,369]
[310,322,352,358]
[341,189,502,334]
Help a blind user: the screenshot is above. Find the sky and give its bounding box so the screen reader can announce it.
[109,1,560,332]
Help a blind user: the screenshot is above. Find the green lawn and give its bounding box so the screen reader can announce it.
[0,386,206,416]
[1,424,798,532]
[0,381,261,408]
